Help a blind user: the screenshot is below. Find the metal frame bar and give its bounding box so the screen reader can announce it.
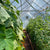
[10,0,50,16]
[43,0,50,5]
[20,0,22,11]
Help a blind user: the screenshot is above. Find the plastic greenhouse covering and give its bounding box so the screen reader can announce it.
[10,0,50,28]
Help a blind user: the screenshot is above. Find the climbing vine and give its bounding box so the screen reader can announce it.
[0,0,24,50]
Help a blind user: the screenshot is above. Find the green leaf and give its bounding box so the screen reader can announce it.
[5,0,10,4]
[15,46,21,50]
[5,28,16,40]
[4,18,13,28]
[0,28,16,50]
[16,10,20,15]
[15,0,19,3]
[0,24,5,33]
[40,28,43,30]
[17,28,23,40]
[0,7,10,22]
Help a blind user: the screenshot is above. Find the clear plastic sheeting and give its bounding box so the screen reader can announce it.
[10,0,50,28]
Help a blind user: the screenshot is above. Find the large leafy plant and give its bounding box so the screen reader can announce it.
[0,0,24,50]
[26,16,50,50]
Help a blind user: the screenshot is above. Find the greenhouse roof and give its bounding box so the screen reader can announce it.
[10,0,50,28]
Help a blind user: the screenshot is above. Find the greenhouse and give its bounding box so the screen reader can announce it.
[0,0,50,50]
